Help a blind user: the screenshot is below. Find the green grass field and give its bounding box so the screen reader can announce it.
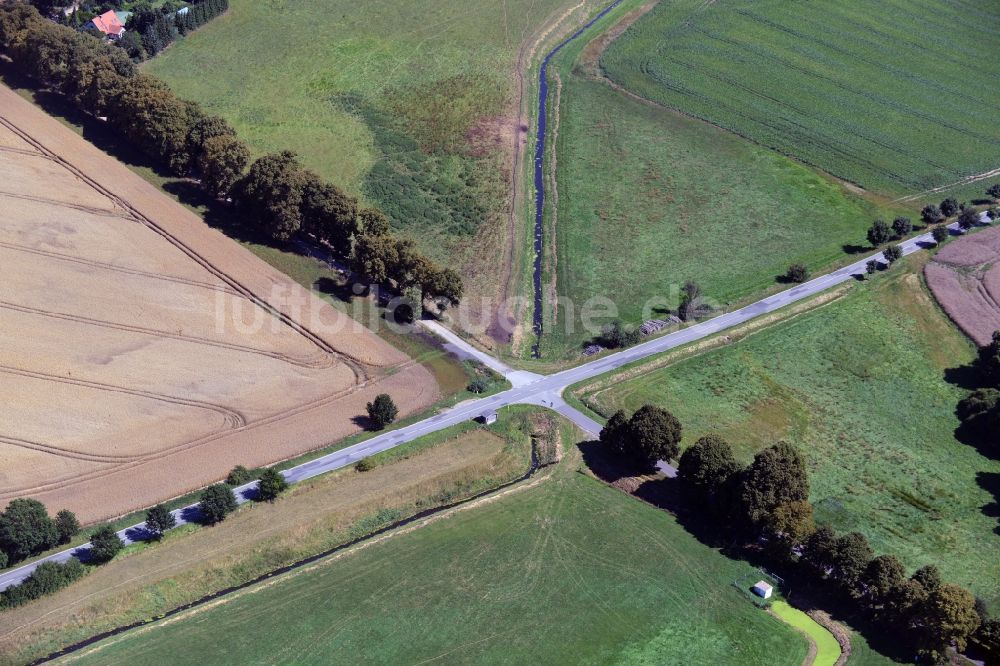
[535,0,907,358]
[145,0,578,283]
[66,470,807,664]
[770,601,841,666]
[601,0,1000,198]
[577,258,1000,607]
[542,72,904,356]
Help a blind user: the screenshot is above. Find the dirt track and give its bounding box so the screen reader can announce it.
[926,226,1000,347]
[0,85,439,523]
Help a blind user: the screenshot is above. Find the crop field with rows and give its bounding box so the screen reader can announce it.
[602,0,1000,197]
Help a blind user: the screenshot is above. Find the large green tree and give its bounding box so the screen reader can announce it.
[958,206,981,230]
[199,484,237,524]
[867,219,891,246]
[421,266,464,311]
[257,468,289,502]
[186,114,236,160]
[802,525,838,578]
[599,410,629,456]
[301,173,358,251]
[921,204,945,225]
[625,405,682,470]
[53,510,79,545]
[832,531,873,591]
[677,434,740,508]
[974,332,1000,387]
[911,564,942,594]
[366,394,398,431]
[88,525,123,563]
[918,584,981,657]
[145,504,176,539]
[738,441,809,528]
[0,498,58,562]
[861,554,906,611]
[236,151,308,241]
[678,280,702,321]
[107,73,200,174]
[197,134,250,198]
[940,198,959,217]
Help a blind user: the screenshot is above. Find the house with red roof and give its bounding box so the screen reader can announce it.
[86,10,127,40]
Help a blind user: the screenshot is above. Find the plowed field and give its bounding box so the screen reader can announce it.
[926,226,1000,346]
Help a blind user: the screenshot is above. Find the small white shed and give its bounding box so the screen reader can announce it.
[479,410,498,425]
[751,581,773,599]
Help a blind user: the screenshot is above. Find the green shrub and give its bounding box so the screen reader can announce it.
[257,468,289,502]
[785,263,809,283]
[54,510,80,545]
[366,394,398,431]
[199,484,238,525]
[468,377,491,394]
[0,559,86,609]
[226,465,256,486]
[89,526,123,563]
[355,458,376,472]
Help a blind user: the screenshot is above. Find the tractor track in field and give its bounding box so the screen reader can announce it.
[0,365,247,432]
[0,190,131,220]
[0,299,338,370]
[0,115,373,383]
[0,355,425,501]
[0,240,242,294]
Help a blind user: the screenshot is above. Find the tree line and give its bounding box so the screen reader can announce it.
[0,466,290,610]
[600,406,992,662]
[0,4,462,310]
[0,499,81,608]
[867,187,1000,251]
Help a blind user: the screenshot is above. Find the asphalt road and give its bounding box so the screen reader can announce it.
[0,219,978,592]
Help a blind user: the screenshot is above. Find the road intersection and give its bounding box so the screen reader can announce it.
[0,218,980,592]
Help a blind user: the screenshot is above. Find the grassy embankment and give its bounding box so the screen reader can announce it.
[601,0,1000,203]
[57,447,809,665]
[526,0,911,359]
[0,408,553,665]
[574,255,1000,607]
[145,0,596,336]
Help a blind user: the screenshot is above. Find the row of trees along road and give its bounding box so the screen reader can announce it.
[0,463,292,608]
[0,4,463,311]
[601,406,990,662]
[868,186,1000,249]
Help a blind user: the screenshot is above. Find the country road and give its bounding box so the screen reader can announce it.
[0,216,980,593]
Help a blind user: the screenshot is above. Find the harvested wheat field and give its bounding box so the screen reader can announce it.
[0,85,439,523]
[926,225,1000,346]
